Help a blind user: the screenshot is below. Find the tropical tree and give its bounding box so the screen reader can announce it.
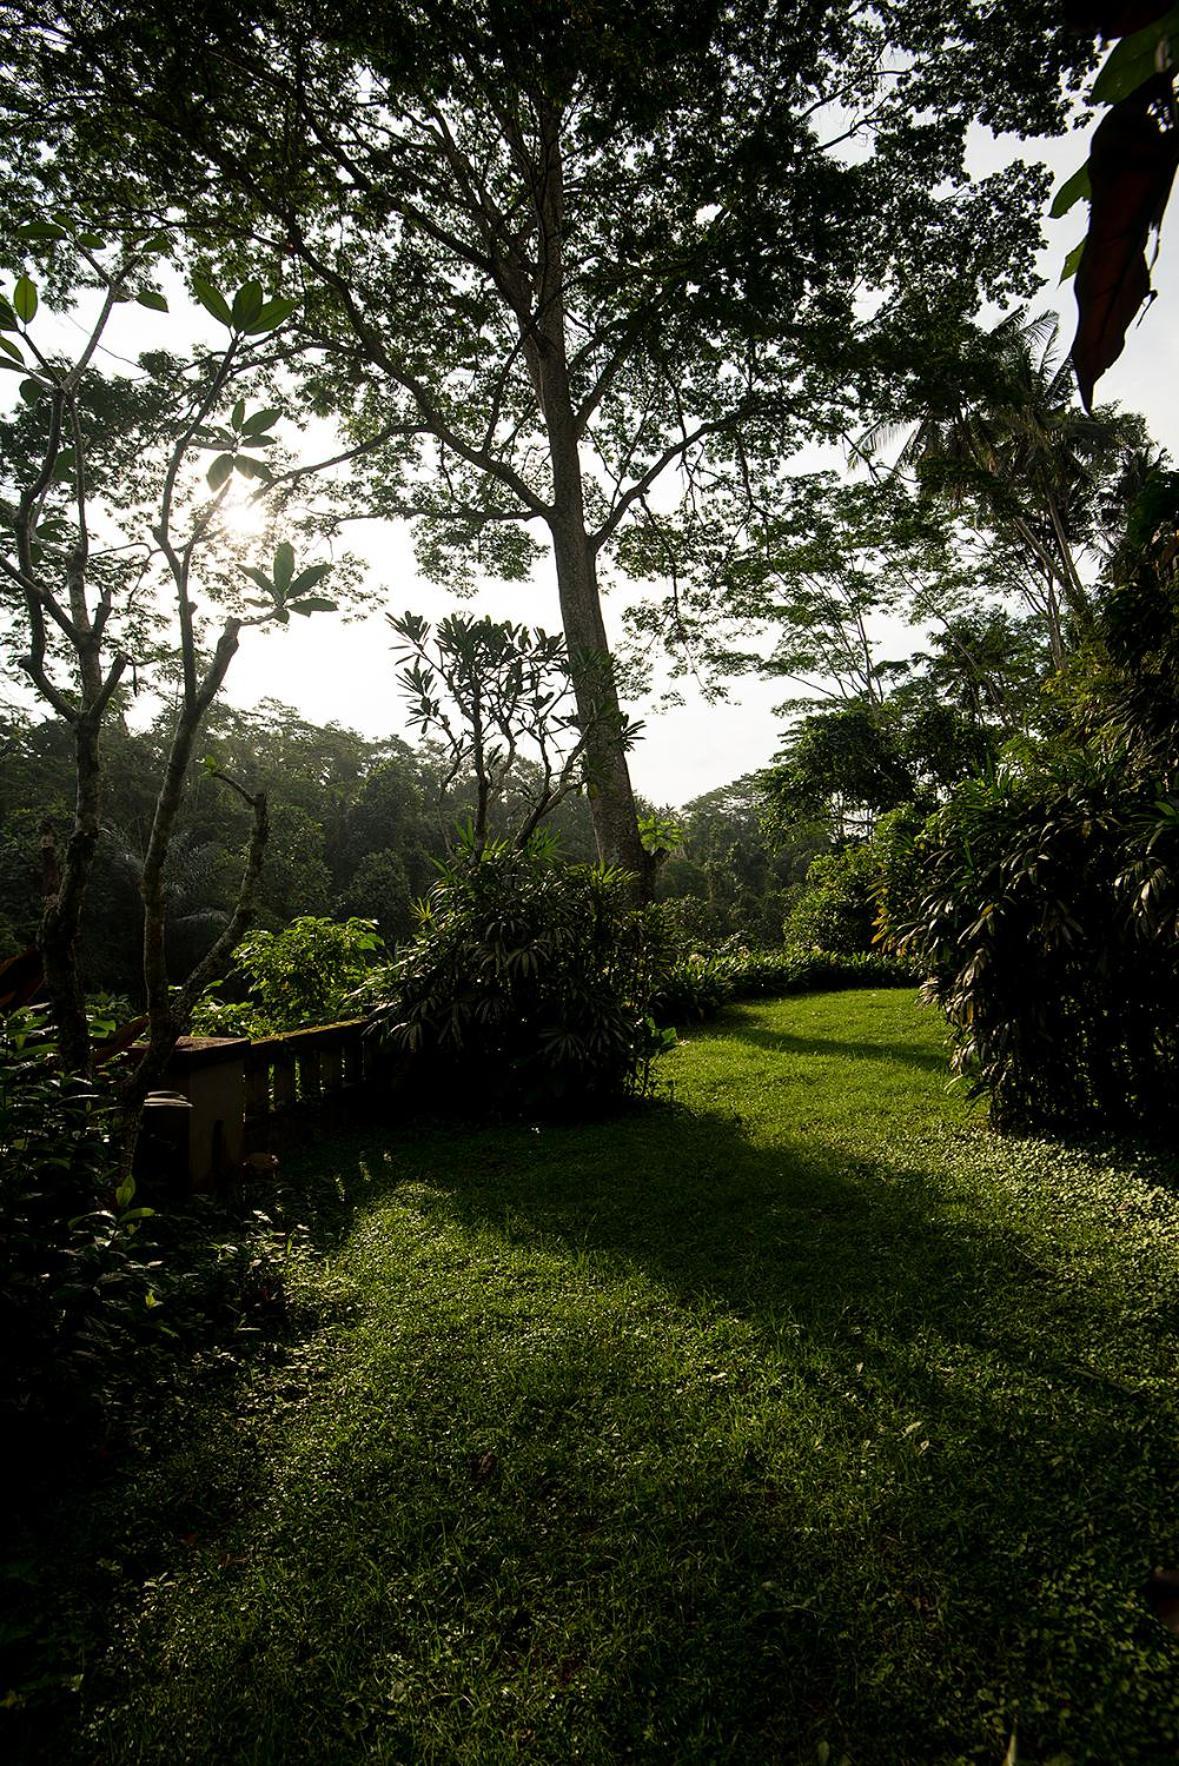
[0,0,1094,886]
[865,309,1150,664]
[389,610,635,854]
[0,225,343,1160]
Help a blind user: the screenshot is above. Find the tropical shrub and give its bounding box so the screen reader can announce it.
[781,806,927,957]
[886,474,1179,1133]
[370,842,671,1112]
[192,916,387,1036]
[649,951,734,1022]
[889,763,1179,1131]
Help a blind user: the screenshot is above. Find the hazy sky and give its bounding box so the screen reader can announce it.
[14,115,1179,809]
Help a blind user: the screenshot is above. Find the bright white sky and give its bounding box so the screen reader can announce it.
[11,118,1179,809]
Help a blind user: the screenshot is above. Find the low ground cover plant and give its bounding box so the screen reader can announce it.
[653,942,916,1023]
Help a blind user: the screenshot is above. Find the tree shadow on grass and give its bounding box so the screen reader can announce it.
[58,1011,1179,1766]
[720,1018,953,1075]
[303,1017,1177,1757]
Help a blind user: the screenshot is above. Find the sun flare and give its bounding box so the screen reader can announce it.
[218,493,270,541]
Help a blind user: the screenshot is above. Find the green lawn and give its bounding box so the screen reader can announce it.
[38,992,1179,1761]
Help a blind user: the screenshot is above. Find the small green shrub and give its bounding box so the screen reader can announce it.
[782,843,879,953]
[192,916,387,1036]
[370,843,672,1112]
[648,951,734,1022]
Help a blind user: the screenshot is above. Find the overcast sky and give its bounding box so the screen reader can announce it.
[12,116,1179,809]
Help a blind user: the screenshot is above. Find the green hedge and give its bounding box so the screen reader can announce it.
[651,946,917,1024]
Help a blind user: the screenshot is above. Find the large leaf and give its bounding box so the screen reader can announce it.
[287,563,332,597]
[192,275,232,327]
[231,280,264,330]
[240,566,275,597]
[241,407,281,434]
[243,297,299,334]
[13,276,38,323]
[233,454,272,480]
[1071,74,1179,408]
[136,289,169,312]
[1091,5,1179,103]
[17,221,66,242]
[1059,240,1087,282]
[272,540,295,595]
[289,596,338,615]
[207,452,235,490]
[1050,162,1092,219]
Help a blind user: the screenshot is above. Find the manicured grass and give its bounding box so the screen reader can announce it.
[30,992,1179,1761]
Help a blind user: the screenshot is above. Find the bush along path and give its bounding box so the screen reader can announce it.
[19,990,1179,1763]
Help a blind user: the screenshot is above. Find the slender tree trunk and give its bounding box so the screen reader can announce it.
[38,713,103,1075]
[116,622,267,1172]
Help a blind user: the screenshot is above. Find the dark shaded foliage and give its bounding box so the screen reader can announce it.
[891,767,1179,1130]
[1,1006,320,1488]
[885,470,1179,1131]
[1073,72,1179,410]
[370,842,672,1112]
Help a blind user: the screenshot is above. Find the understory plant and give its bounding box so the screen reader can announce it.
[652,945,916,1023]
[1,1005,318,1464]
[889,763,1179,1132]
[192,916,387,1036]
[370,839,672,1113]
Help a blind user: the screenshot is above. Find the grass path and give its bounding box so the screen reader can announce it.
[71,993,1179,1761]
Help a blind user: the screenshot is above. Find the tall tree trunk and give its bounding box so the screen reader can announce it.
[546,413,653,892]
[529,101,653,896]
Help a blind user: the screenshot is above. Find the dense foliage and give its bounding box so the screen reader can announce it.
[886,477,1179,1131]
[371,842,673,1112]
[653,944,916,1024]
[0,1007,314,1475]
[192,917,387,1037]
[890,764,1179,1131]
[782,843,880,955]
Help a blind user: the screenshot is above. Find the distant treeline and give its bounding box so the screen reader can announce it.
[0,698,816,1002]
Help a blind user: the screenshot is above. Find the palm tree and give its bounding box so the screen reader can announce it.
[865,310,1148,666]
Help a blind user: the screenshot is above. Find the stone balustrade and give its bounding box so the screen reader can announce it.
[141,1018,384,1189]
